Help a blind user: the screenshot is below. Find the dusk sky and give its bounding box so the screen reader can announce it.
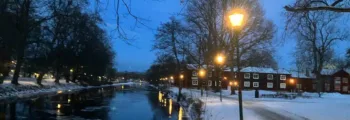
[99,0,349,72]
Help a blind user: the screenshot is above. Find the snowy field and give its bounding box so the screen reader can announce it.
[169,87,350,120]
[0,78,135,101]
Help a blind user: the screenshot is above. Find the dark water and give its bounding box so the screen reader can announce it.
[0,84,184,120]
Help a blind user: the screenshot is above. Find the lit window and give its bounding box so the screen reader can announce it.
[253,73,259,79]
[297,84,302,89]
[267,74,273,80]
[280,75,286,80]
[244,73,250,79]
[208,80,212,86]
[244,81,250,87]
[253,82,259,87]
[192,80,198,85]
[267,82,273,88]
[280,83,286,89]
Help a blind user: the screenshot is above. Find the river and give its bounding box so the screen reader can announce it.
[0,84,185,120]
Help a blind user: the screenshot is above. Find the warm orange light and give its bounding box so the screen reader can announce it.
[216,54,225,65]
[224,77,227,80]
[170,76,174,79]
[290,79,295,84]
[234,81,238,86]
[229,13,244,27]
[229,81,233,86]
[199,69,206,77]
[180,74,184,80]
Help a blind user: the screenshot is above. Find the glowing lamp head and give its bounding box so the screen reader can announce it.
[199,69,206,77]
[216,54,225,64]
[170,76,174,79]
[180,74,184,80]
[70,69,74,73]
[229,82,233,86]
[234,81,238,86]
[229,13,244,27]
[290,79,295,84]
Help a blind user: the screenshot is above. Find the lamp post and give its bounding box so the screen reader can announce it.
[199,69,206,96]
[215,54,225,102]
[178,74,184,101]
[290,78,295,93]
[229,9,245,120]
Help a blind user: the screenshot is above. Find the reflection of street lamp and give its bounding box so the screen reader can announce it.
[229,9,245,120]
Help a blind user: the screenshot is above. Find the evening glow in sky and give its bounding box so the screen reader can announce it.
[99,0,349,72]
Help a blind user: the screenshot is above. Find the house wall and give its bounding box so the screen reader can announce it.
[332,70,349,93]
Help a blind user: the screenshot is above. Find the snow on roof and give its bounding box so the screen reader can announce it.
[223,67,237,72]
[320,69,338,75]
[291,72,312,79]
[240,67,276,74]
[186,64,213,70]
[344,69,350,74]
[275,68,291,74]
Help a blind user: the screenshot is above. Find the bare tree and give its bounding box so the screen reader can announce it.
[153,16,186,101]
[285,0,350,12]
[286,9,348,97]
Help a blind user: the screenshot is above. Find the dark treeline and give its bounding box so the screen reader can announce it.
[0,0,117,86]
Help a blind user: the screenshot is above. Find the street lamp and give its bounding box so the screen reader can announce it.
[199,69,206,77]
[229,9,245,120]
[70,68,74,73]
[215,53,226,102]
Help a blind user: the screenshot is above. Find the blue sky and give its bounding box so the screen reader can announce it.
[99,0,349,72]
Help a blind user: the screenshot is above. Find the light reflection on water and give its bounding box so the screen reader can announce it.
[0,85,184,120]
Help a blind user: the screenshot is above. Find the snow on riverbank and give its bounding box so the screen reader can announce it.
[169,87,263,120]
[0,78,136,101]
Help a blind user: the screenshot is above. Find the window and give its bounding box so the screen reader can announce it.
[280,75,286,80]
[267,74,273,80]
[192,71,197,76]
[244,81,250,87]
[343,78,348,83]
[192,80,198,85]
[297,84,302,89]
[267,82,273,88]
[208,80,212,86]
[253,82,259,87]
[335,77,341,84]
[253,73,259,79]
[280,83,286,89]
[342,86,348,92]
[244,73,250,79]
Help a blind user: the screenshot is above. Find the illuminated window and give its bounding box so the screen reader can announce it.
[192,80,198,85]
[244,81,250,87]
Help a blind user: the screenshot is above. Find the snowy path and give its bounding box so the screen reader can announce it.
[171,88,309,120]
[207,92,308,120]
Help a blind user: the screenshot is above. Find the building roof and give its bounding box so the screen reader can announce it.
[344,69,350,74]
[291,72,312,79]
[240,67,276,74]
[275,68,291,74]
[186,64,213,70]
[320,69,338,75]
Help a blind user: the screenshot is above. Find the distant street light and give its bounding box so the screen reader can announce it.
[199,69,206,78]
[290,78,295,84]
[229,8,245,120]
[180,74,184,80]
[70,69,74,73]
[215,54,225,65]
[215,54,226,102]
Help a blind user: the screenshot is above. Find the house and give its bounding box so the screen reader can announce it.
[182,64,294,91]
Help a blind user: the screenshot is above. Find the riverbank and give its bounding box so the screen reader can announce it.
[0,79,136,102]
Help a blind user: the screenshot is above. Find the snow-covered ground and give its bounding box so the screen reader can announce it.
[0,78,136,101]
[170,87,350,120]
